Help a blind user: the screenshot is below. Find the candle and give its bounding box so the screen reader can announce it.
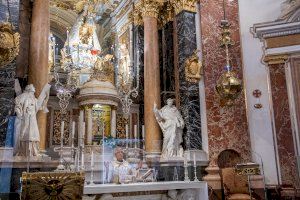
[125,125,129,140]
[184,156,187,167]
[193,153,196,166]
[72,121,75,138]
[53,37,56,66]
[134,125,137,140]
[60,121,64,148]
[81,152,84,168]
[82,122,86,147]
[91,150,94,168]
[142,125,145,139]
[134,125,137,148]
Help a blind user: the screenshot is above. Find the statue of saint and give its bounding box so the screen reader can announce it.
[153,99,185,159]
[14,84,51,157]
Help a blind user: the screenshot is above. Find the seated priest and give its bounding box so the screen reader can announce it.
[104,146,142,184]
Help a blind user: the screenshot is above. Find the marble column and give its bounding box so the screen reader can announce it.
[85,105,93,145]
[265,56,299,186]
[28,0,49,151]
[174,9,201,150]
[111,107,117,138]
[142,1,162,156]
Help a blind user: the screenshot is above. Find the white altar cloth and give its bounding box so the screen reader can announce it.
[84,181,208,200]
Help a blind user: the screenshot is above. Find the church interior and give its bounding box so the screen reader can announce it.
[0,0,300,199]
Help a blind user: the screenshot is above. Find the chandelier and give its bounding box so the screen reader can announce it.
[51,6,101,114]
[116,44,139,116]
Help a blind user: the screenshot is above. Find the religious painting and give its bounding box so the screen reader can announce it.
[92,104,111,139]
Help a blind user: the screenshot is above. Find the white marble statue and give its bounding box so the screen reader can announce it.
[279,0,300,20]
[14,84,51,157]
[153,99,185,159]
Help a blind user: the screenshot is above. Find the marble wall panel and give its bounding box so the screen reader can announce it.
[175,11,202,150]
[161,21,175,103]
[269,64,299,187]
[199,0,250,162]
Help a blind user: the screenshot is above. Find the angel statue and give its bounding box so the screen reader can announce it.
[14,83,51,157]
[153,99,185,159]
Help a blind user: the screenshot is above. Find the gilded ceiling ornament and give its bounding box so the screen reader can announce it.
[141,0,164,19]
[0,21,20,67]
[21,171,85,200]
[170,0,197,15]
[263,54,289,65]
[184,51,202,83]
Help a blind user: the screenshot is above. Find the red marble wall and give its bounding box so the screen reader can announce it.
[269,64,299,186]
[199,0,251,163]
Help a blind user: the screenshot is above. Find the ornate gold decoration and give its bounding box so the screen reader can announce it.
[216,70,243,106]
[141,0,164,19]
[53,110,70,146]
[184,51,202,83]
[216,20,242,107]
[220,21,234,47]
[116,114,129,139]
[170,0,197,15]
[129,8,143,26]
[90,55,115,84]
[21,171,85,200]
[0,21,20,67]
[79,20,94,45]
[160,1,175,26]
[235,163,260,175]
[263,54,289,65]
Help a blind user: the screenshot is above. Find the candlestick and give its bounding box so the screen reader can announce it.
[184,156,190,182]
[91,150,94,168]
[134,125,137,148]
[193,153,199,182]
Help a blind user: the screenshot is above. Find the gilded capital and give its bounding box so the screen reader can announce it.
[160,2,175,26]
[141,0,163,19]
[170,0,197,15]
[264,54,289,65]
[129,4,144,26]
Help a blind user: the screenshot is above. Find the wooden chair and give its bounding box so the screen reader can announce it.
[221,167,254,200]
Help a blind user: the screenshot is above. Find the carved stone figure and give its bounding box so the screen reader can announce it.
[14,84,51,157]
[153,99,185,159]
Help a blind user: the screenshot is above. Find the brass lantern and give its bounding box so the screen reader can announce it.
[216,69,242,106]
[0,21,20,67]
[215,19,242,106]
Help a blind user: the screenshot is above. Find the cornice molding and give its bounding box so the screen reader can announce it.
[264,54,289,65]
